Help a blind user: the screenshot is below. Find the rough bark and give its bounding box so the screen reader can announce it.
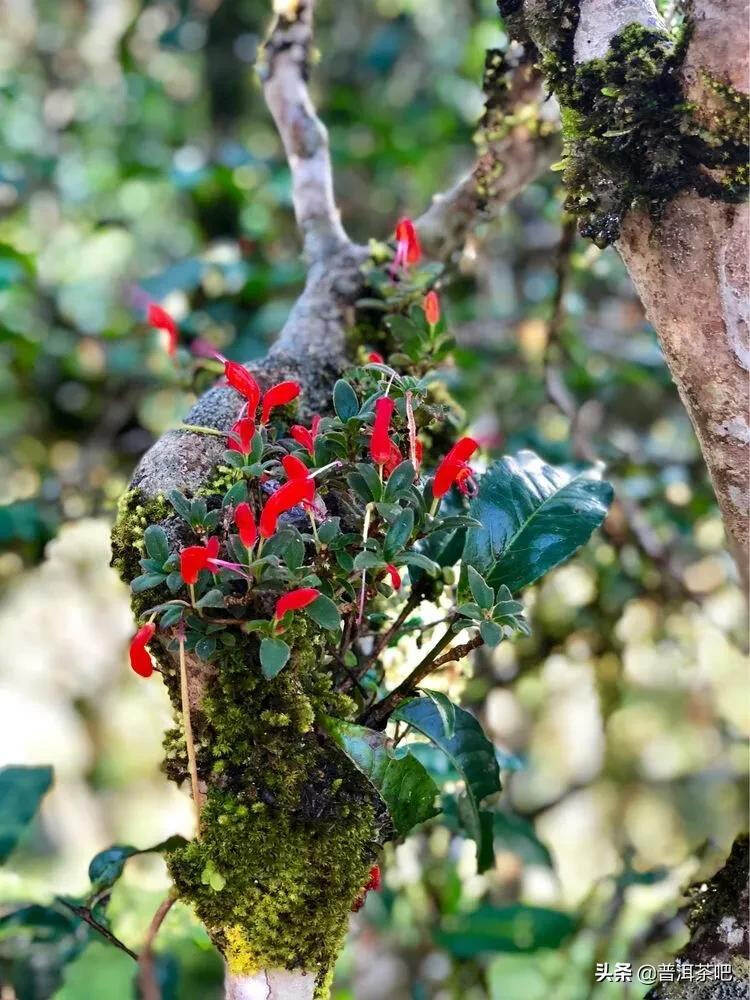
[612,0,749,590]
[645,834,749,1000]
[519,0,749,586]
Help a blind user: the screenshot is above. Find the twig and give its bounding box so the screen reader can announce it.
[258,0,348,262]
[340,592,421,693]
[361,619,458,727]
[137,890,178,1000]
[56,897,138,961]
[178,632,202,839]
[431,633,484,669]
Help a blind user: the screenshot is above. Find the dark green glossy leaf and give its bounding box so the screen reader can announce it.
[131,573,167,594]
[420,689,456,739]
[222,480,248,507]
[167,490,192,521]
[384,460,415,499]
[195,588,225,609]
[436,904,576,956]
[391,698,501,865]
[87,834,187,893]
[323,718,438,836]
[0,765,53,863]
[395,552,440,576]
[384,510,414,563]
[463,451,613,593]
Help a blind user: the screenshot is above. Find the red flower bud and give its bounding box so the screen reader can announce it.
[394,217,421,268]
[384,441,403,477]
[129,623,156,678]
[385,564,401,590]
[259,477,315,538]
[235,502,257,548]
[290,415,321,456]
[274,587,320,620]
[225,362,261,413]
[147,303,178,356]
[365,864,381,892]
[368,351,384,364]
[180,536,220,585]
[423,290,440,326]
[227,417,256,454]
[261,380,301,424]
[370,396,395,465]
[282,454,309,480]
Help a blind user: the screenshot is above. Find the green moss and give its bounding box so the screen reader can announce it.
[110,489,169,585]
[520,9,749,247]
[165,620,387,993]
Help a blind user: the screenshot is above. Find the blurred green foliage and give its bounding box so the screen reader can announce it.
[0,1,746,999]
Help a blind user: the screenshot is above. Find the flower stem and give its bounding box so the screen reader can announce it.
[357,502,373,625]
[178,633,202,839]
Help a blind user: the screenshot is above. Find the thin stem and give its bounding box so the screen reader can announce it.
[137,890,178,1000]
[56,898,138,961]
[357,502,373,625]
[362,618,458,726]
[178,633,202,839]
[307,509,320,545]
[180,423,226,438]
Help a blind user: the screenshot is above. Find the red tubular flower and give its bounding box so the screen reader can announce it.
[227,417,256,454]
[393,217,421,269]
[385,564,402,590]
[129,623,156,678]
[180,536,220,585]
[261,380,301,424]
[368,351,384,364]
[455,466,478,496]
[290,415,321,456]
[370,396,396,465]
[282,454,310,480]
[423,290,440,326]
[433,437,480,499]
[147,303,178,355]
[235,502,257,548]
[274,587,320,620]
[365,864,381,891]
[259,477,315,538]
[225,362,261,413]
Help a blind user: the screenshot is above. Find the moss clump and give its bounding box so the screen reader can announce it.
[166,623,388,993]
[546,23,748,246]
[110,489,169,585]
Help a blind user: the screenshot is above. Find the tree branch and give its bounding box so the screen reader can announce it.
[258,0,349,263]
[416,44,558,261]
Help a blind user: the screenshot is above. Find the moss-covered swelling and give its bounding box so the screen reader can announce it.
[112,494,389,995]
[502,2,749,246]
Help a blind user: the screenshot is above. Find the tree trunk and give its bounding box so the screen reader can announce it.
[225,969,316,1000]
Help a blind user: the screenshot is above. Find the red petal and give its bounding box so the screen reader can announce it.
[368,351,384,363]
[282,454,310,480]
[274,587,320,619]
[235,502,257,547]
[385,564,401,590]
[370,396,395,465]
[225,362,261,412]
[227,417,256,453]
[129,623,156,678]
[290,425,314,455]
[261,381,301,423]
[259,477,315,538]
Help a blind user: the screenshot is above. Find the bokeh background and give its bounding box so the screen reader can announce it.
[0,1,747,998]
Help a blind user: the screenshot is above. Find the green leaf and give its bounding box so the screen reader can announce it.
[391,698,501,865]
[260,637,291,679]
[480,621,503,647]
[200,859,226,892]
[223,480,248,507]
[458,798,495,874]
[467,566,494,610]
[436,904,576,957]
[87,835,186,893]
[347,472,375,503]
[384,460,415,499]
[160,605,184,628]
[456,603,482,620]
[395,552,439,576]
[317,518,340,544]
[333,379,359,421]
[143,525,170,566]
[131,573,167,594]
[353,551,383,571]
[384,507,414,558]
[0,765,53,863]
[354,463,383,502]
[463,451,613,593]
[195,636,217,660]
[195,588,225,609]
[421,689,456,739]
[323,718,438,836]
[168,490,192,521]
[306,594,342,632]
[283,535,305,571]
